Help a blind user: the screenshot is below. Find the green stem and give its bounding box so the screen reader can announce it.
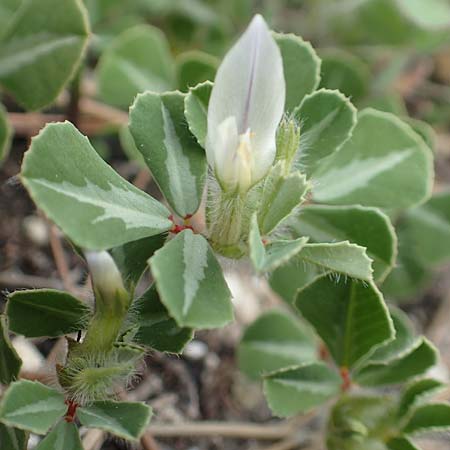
[72,288,130,356]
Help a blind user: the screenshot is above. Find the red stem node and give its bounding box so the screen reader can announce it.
[64,399,79,423]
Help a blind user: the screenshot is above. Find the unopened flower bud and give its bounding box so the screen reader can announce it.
[85,251,129,314]
[206,14,286,194]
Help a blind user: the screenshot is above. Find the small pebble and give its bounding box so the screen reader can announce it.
[23,215,49,246]
[184,340,208,361]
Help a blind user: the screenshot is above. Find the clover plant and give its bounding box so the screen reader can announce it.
[1,10,449,450]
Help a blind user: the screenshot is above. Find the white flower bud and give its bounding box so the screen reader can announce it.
[85,251,128,311]
[206,14,285,194]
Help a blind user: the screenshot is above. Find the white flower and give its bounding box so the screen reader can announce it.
[206,14,285,194]
[85,251,127,307]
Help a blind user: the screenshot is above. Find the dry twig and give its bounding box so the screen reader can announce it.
[48,224,77,293]
[147,421,295,440]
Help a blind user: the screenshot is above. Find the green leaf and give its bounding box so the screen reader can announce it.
[395,0,450,30]
[0,423,27,450]
[119,124,146,168]
[274,33,321,112]
[297,242,374,281]
[404,403,450,435]
[398,378,445,418]
[0,316,21,384]
[177,50,218,91]
[368,93,408,116]
[402,191,450,266]
[0,0,20,31]
[113,342,145,365]
[319,49,370,101]
[327,394,398,450]
[97,24,175,109]
[129,91,207,217]
[357,308,415,367]
[312,109,433,209]
[132,285,193,353]
[381,221,431,301]
[0,380,66,434]
[249,214,308,273]
[238,310,316,379]
[184,80,212,147]
[258,163,309,235]
[21,122,172,250]
[293,89,357,176]
[263,362,341,417]
[404,117,435,151]
[387,437,420,450]
[326,0,450,47]
[290,205,396,281]
[354,338,438,387]
[77,400,152,440]
[295,275,394,368]
[35,421,82,450]
[269,261,320,305]
[0,102,11,163]
[110,234,166,290]
[7,289,90,338]
[141,0,219,26]
[150,229,233,329]
[0,0,89,110]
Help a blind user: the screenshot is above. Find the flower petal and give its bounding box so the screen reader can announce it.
[206,14,285,186]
